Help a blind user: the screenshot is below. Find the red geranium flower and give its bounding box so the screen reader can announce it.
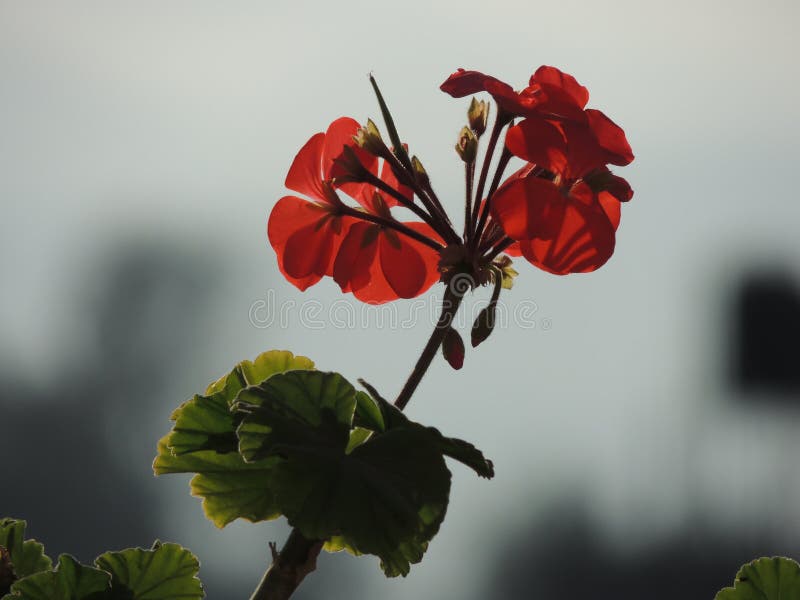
[490,115,633,274]
[267,117,371,290]
[268,117,442,302]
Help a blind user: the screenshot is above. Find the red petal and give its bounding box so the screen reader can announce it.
[379,231,428,299]
[559,119,610,177]
[440,69,499,97]
[333,222,380,293]
[485,79,543,115]
[531,66,589,109]
[440,68,544,116]
[268,196,327,250]
[350,264,396,304]
[284,133,327,202]
[504,241,522,257]
[268,196,357,290]
[586,109,634,166]
[402,222,443,292]
[336,222,441,304]
[325,117,379,205]
[518,199,616,274]
[599,192,622,230]
[491,176,565,240]
[267,196,328,290]
[505,118,568,173]
[322,117,362,175]
[283,220,335,280]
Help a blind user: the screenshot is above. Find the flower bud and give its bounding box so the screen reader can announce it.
[354,119,391,158]
[442,326,465,370]
[331,145,370,184]
[493,255,519,290]
[471,305,496,348]
[455,126,478,164]
[468,97,489,135]
[411,155,429,187]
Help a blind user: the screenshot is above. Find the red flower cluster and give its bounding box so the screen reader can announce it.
[441,66,634,274]
[268,117,442,304]
[269,66,634,304]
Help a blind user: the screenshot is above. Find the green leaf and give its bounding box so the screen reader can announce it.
[236,371,356,463]
[716,557,800,600]
[0,519,52,592]
[345,427,373,454]
[353,390,385,432]
[154,436,281,528]
[3,554,109,600]
[154,350,313,527]
[235,370,452,577]
[167,350,315,455]
[357,385,495,479]
[95,541,203,600]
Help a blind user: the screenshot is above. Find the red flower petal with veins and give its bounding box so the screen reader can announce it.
[284,133,328,202]
[505,118,569,174]
[517,185,617,275]
[492,175,565,241]
[333,222,442,304]
[530,66,589,110]
[268,196,357,290]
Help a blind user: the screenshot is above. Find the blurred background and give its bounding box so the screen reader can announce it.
[2,1,800,598]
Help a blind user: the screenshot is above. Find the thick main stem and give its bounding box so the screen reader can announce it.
[249,284,464,598]
[249,530,322,600]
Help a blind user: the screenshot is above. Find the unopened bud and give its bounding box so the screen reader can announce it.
[455,126,478,163]
[471,304,497,348]
[354,119,391,158]
[442,326,465,370]
[331,145,370,183]
[468,97,489,135]
[411,155,429,187]
[493,255,519,290]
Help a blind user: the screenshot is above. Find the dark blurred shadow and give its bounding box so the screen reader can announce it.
[730,270,800,397]
[487,495,800,600]
[0,240,219,562]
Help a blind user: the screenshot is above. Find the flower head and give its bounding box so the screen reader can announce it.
[268,117,443,303]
